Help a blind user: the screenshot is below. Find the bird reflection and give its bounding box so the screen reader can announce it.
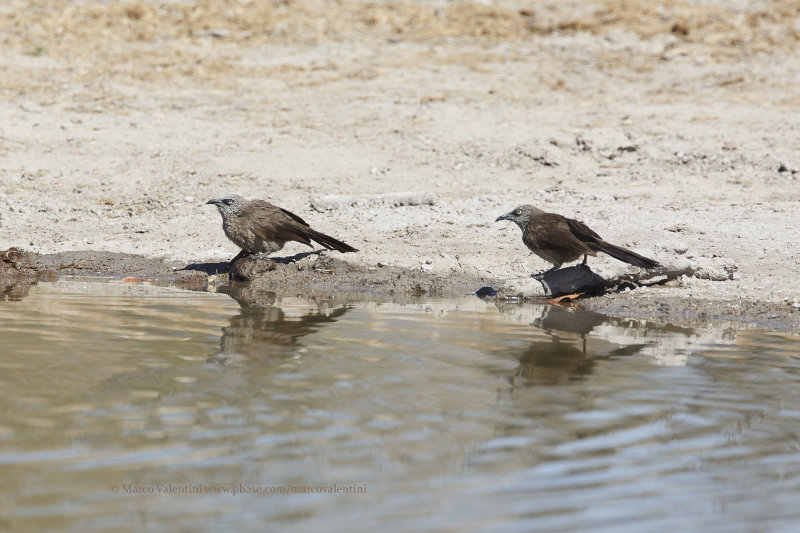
[495,301,649,386]
[210,284,351,362]
[0,280,35,302]
[515,337,595,385]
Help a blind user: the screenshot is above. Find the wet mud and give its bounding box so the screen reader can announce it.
[2,247,798,333]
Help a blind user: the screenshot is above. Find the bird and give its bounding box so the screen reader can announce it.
[495,204,659,277]
[207,194,357,263]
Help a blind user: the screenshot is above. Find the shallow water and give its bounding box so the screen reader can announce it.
[1,280,799,532]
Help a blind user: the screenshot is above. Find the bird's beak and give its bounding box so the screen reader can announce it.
[206,199,220,206]
[495,213,510,222]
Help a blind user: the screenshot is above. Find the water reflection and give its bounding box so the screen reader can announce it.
[0,279,34,301]
[496,300,736,369]
[204,287,733,390]
[211,284,351,362]
[490,302,647,386]
[1,281,799,533]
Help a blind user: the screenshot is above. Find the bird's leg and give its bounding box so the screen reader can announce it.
[228,249,251,268]
[581,254,588,265]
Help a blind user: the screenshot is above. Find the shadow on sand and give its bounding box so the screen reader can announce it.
[180,250,324,276]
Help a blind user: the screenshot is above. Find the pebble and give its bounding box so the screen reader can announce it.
[475,286,496,297]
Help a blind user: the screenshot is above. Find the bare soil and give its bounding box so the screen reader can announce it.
[2,1,799,328]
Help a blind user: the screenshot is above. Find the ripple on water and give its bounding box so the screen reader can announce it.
[0,280,799,531]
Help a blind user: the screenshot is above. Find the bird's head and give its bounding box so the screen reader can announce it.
[495,204,540,229]
[206,194,247,219]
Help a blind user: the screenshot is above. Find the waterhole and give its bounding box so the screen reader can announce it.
[1,280,799,532]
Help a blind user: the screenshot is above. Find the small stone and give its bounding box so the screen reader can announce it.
[475,286,496,297]
[200,29,230,38]
[671,241,689,254]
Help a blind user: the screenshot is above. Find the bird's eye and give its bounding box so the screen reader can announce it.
[223,199,233,206]
[514,209,522,216]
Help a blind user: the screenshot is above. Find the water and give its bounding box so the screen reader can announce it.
[1,279,799,532]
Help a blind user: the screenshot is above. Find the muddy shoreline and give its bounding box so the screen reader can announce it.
[3,248,798,332]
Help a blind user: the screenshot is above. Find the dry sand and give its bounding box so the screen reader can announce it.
[1,0,799,322]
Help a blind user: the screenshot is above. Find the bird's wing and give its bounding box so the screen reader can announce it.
[242,200,312,245]
[564,216,604,244]
[277,205,309,227]
[527,214,589,255]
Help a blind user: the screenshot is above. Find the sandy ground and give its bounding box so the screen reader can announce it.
[1,1,799,323]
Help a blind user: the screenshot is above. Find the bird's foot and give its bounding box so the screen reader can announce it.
[227,250,256,271]
[532,266,559,280]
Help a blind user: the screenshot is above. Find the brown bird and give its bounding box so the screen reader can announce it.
[207,194,357,263]
[496,205,659,277]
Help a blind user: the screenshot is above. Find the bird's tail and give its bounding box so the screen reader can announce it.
[307,229,358,253]
[591,241,660,268]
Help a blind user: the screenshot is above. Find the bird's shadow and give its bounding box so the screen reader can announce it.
[180,250,323,275]
[179,261,230,275]
[269,250,323,264]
